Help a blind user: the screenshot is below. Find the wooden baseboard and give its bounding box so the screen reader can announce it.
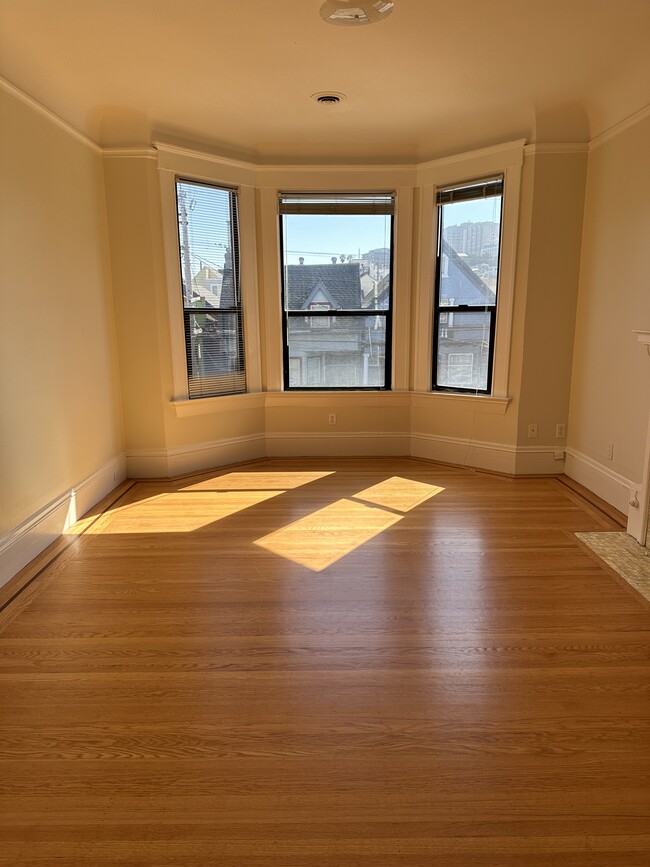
[553,474,627,528]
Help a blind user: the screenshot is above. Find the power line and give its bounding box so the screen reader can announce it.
[285,249,359,257]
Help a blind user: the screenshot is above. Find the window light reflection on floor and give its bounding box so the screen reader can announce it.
[255,498,403,571]
[81,472,336,535]
[352,476,444,512]
[90,490,285,534]
[255,477,445,571]
[180,471,334,492]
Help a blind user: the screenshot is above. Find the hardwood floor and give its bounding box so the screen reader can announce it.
[1,458,649,866]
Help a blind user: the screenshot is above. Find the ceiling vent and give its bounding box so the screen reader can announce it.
[312,92,346,105]
[320,1,394,27]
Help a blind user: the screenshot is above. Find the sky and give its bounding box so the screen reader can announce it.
[178,181,234,272]
[282,197,501,265]
[282,214,392,265]
[442,196,501,228]
[179,180,502,271]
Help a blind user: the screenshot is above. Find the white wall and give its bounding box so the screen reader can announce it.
[0,83,125,588]
[567,116,650,515]
[515,149,587,472]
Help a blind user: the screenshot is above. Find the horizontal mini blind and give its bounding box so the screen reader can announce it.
[176,179,246,399]
[279,192,394,215]
[436,177,503,205]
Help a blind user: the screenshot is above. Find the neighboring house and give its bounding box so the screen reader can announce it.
[187,254,242,380]
[360,270,378,303]
[285,261,387,387]
[437,239,497,389]
[372,273,391,310]
[286,261,362,309]
[191,265,222,307]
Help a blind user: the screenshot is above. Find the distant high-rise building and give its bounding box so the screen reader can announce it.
[444,221,500,258]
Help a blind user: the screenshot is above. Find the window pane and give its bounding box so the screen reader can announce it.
[433,178,503,394]
[282,214,391,311]
[280,202,393,390]
[186,310,245,398]
[176,179,245,398]
[287,314,387,388]
[436,311,491,391]
[439,195,501,307]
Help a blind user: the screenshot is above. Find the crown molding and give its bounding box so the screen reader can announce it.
[524,142,589,156]
[155,139,531,175]
[0,75,102,155]
[590,103,650,152]
[102,147,157,160]
[417,138,527,172]
[154,141,259,172]
[155,141,418,175]
[255,161,417,173]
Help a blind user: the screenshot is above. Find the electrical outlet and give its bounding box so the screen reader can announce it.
[607,442,614,460]
[328,413,337,425]
[555,423,566,438]
[527,423,538,439]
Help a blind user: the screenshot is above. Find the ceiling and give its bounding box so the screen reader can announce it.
[1,0,649,164]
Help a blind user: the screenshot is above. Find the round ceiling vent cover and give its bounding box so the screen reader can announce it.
[312,92,346,105]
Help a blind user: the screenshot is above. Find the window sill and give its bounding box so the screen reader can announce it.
[265,391,412,408]
[170,390,509,418]
[170,392,265,418]
[411,392,511,415]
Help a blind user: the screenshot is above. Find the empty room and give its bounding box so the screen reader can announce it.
[1,1,649,864]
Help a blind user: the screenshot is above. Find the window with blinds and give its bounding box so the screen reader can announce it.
[175,179,246,398]
[279,192,394,390]
[432,177,503,394]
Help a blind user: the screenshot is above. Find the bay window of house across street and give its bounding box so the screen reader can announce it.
[279,192,394,390]
[433,177,503,394]
[175,178,246,398]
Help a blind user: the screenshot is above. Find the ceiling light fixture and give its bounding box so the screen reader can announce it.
[320,1,394,27]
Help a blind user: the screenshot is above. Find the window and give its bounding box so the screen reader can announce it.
[175,179,245,398]
[447,352,474,385]
[432,177,503,394]
[310,302,331,329]
[279,193,394,390]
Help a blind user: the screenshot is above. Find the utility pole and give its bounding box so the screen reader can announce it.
[178,187,194,305]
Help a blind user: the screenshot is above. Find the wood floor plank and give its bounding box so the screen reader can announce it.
[0,457,648,865]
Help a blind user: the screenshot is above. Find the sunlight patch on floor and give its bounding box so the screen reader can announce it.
[255,498,402,571]
[89,490,285,533]
[180,471,334,492]
[353,476,444,512]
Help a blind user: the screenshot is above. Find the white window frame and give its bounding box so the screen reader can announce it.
[157,148,262,402]
[411,139,524,399]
